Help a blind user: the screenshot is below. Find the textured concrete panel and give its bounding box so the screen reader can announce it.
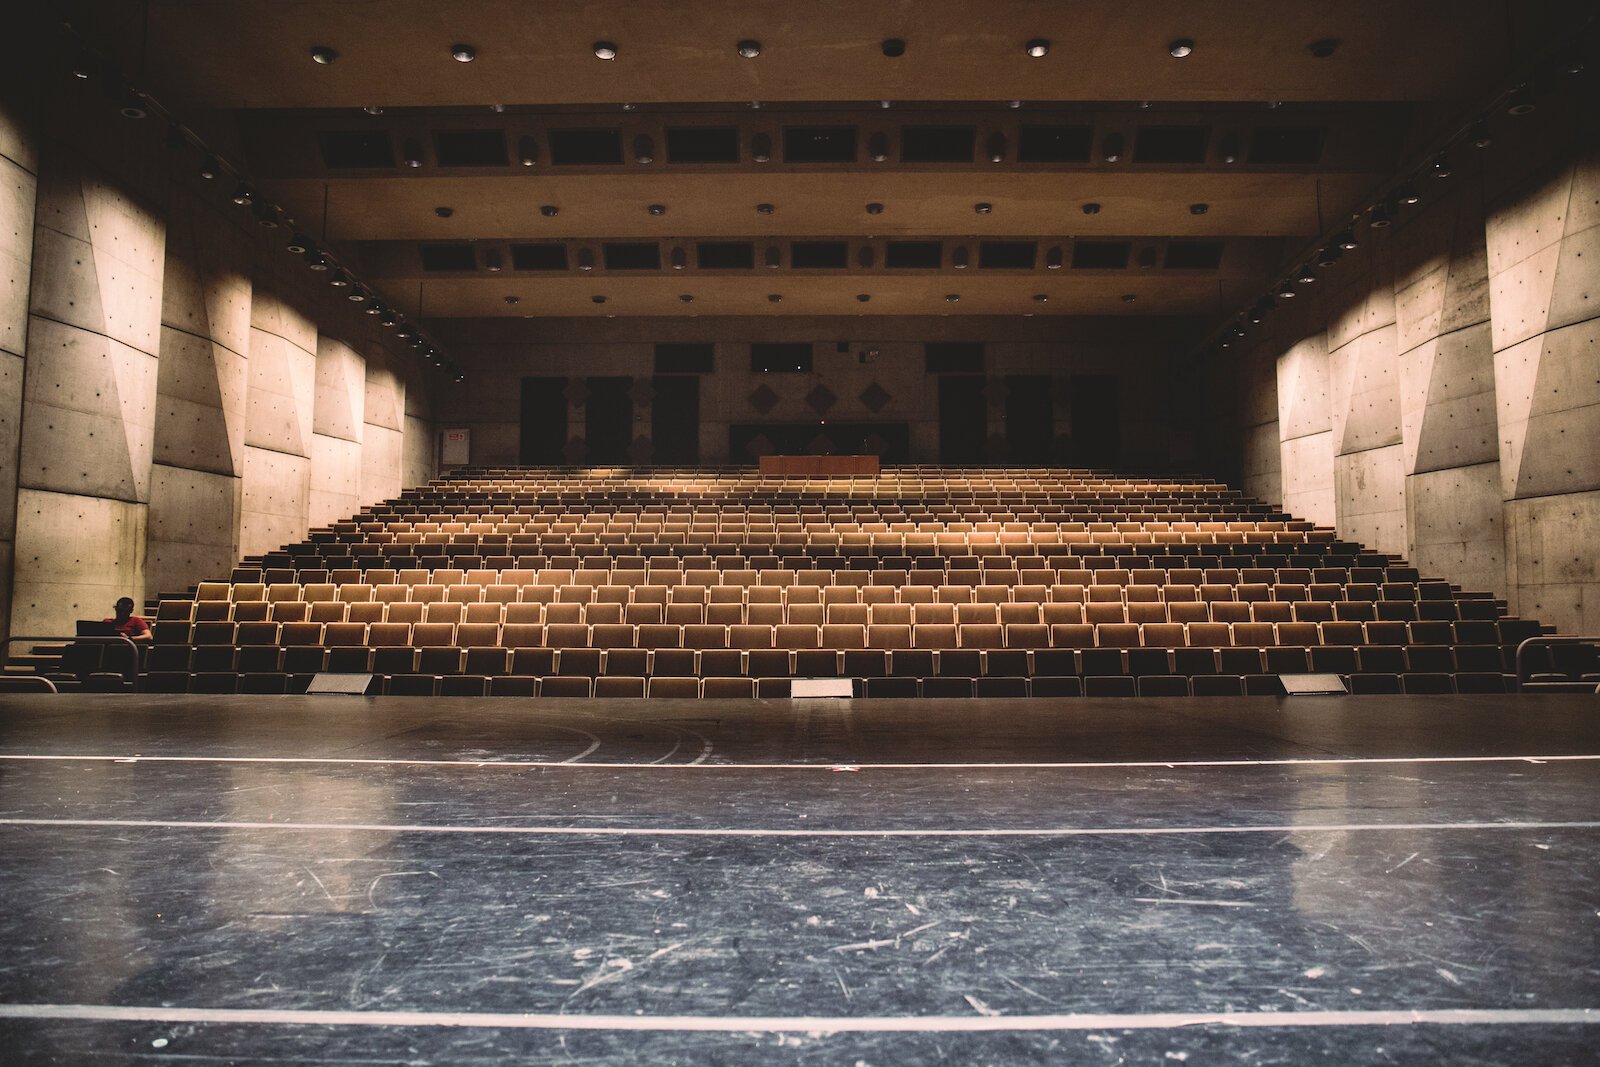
[309,433,362,526]
[1335,444,1407,557]
[239,445,310,559]
[1236,348,1278,428]
[359,424,404,504]
[1325,252,1396,355]
[0,350,21,535]
[1280,430,1335,528]
[1398,322,1499,474]
[0,97,40,174]
[160,191,253,358]
[313,335,365,442]
[153,326,248,475]
[0,154,36,359]
[1545,222,1600,335]
[1393,187,1491,354]
[1484,163,1572,277]
[10,489,146,637]
[1489,240,1564,352]
[1405,463,1504,599]
[145,464,241,594]
[402,414,436,490]
[1504,490,1600,634]
[1275,333,1330,440]
[244,328,315,456]
[19,317,156,501]
[249,285,319,356]
[1241,420,1282,507]
[1330,324,1402,455]
[29,181,163,357]
[1497,317,1600,499]
[363,345,404,432]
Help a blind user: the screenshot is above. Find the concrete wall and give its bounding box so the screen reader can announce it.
[433,317,1200,469]
[1231,120,1599,633]
[1,80,437,637]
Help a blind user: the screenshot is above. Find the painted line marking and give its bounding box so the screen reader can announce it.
[1,817,1596,839]
[0,753,1596,772]
[0,1003,1593,1034]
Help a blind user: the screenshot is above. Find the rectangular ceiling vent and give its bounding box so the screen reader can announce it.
[1134,126,1210,164]
[655,343,715,374]
[885,241,943,269]
[318,131,394,168]
[783,127,858,163]
[790,242,850,269]
[751,342,814,373]
[900,126,976,163]
[979,241,1038,269]
[1164,241,1225,270]
[1072,241,1131,269]
[511,244,568,271]
[434,129,508,166]
[1017,125,1092,163]
[549,128,624,165]
[696,242,756,269]
[667,127,741,163]
[419,244,478,271]
[1249,126,1327,165]
[603,243,662,270]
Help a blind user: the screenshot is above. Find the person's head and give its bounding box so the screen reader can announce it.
[114,597,135,619]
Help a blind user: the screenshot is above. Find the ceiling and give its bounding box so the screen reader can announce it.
[70,0,1592,322]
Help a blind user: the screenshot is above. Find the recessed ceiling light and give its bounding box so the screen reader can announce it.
[865,202,884,215]
[434,206,453,218]
[856,294,871,302]
[517,136,538,166]
[768,294,782,303]
[633,134,655,164]
[1008,100,1022,109]
[450,43,477,63]
[945,293,960,302]
[756,202,775,214]
[952,247,970,268]
[1506,86,1537,115]
[402,138,424,167]
[737,40,761,59]
[648,203,667,216]
[1082,202,1101,215]
[679,294,695,303]
[881,38,906,58]
[328,270,350,288]
[489,103,505,113]
[1296,263,1317,284]
[503,295,520,305]
[363,105,384,115]
[197,156,219,180]
[592,295,607,304]
[1397,184,1421,205]
[347,287,368,303]
[1101,132,1124,162]
[1308,38,1339,59]
[593,41,618,61]
[1033,293,1048,302]
[986,131,1007,162]
[670,247,687,269]
[118,89,148,119]
[1335,228,1358,250]
[1219,132,1241,164]
[1045,246,1063,269]
[1471,120,1493,148]
[1189,202,1209,215]
[540,205,559,217]
[230,182,254,206]
[1277,281,1297,299]
[1431,153,1452,179]
[309,46,339,65]
[1369,201,1394,228]
[1121,293,1137,303]
[1025,39,1050,58]
[751,133,773,162]
[1317,245,1342,268]
[868,132,889,161]
[974,202,993,214]
[1168,38,1194,58]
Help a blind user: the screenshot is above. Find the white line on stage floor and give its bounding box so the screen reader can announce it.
[0,1002,1594,1034]
[1,816,1596,838]
[0,753,1596,771]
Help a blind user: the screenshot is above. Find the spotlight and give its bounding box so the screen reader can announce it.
[881,38,906,58]
[517,136,538,166]
[1082,202,1101,215]
[1431,153,1452,179]
[540,205,559,217]
[737,40,761,59]
[986,131,1007,163]
[1024,39,1050,58]
[1101,132,1124,162]
[1168,38,1194,58]
[379,311,398,326]
[1219,132,1241,164]
[198,156,219,180]
[1045,246,1063,269]
[1189,202,1209,215]
[402,138,424,167]
[1277,280,1297,299]
[1317,245,1342,268]
[768,294,783,303]
[396,325,415,339]
[865,202,884,215]
[364,302,384,315]
[633,134,655,164]
[856,294,871,303]
[286,233,312,254]
[484,249,504,272]
[1247,301,1268,324]
[868,132,889,162]
[309,46,339,65]
[670,247,686,269]
[1308,38,1339,59]
[451,43,477,63]
[1230,323,1246,338]
[119,89,147,119]
[1471,120,1493,148]
[1397,183,1420,205]
[973,202,992,214]
[230,183,255,206]
[647,203,666,215]
[305,250,329,270]
[1506,86,1536,115]
[751,133,772,162]
[1296,263,1317,284]
[756,202,775,214]
[593,41,618,61]
[434,206,454,218]
[253,203,280,227]
[1369,201,1394,228]
[347,287,368,302]
[70,53,96,80]
[1335,228,1358,250]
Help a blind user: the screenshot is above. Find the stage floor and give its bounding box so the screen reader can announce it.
[1,694,1597,1064]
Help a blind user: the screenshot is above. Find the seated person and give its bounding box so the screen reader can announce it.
[104,597,151,642]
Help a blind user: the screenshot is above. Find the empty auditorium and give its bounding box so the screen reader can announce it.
[2,2,1598,1062]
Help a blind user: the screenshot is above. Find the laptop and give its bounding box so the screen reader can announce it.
[75,621,120,637]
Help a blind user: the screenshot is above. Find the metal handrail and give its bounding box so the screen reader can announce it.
[1515,635,1600,692]
[0,675,59,693]
[1,634,142,682]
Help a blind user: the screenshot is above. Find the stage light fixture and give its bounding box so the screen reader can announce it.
[1397,183,1420,205]
[756,202,775,214]
[974,202,993,214]
[1101,132,1124,162]
[198,156,219,180]
[1025,39,1050,58]
[451,44,477,63]
[1369,201,1394,228]
[119,90,147,119]
[1431,153,1452,179]
[304,250,329,270]
[679,294,695,304]
[751,133,772,162]
[1471,120,1493,148]
[764,246,781,269]
[230,183,255,206]
[1169,38,1194,58]
[517,136,538,166]
[670,247,686,269]
[363,105,384,115]
[346,287,368,303]
[1033,293,1049,303]
[1136,247,1158,269]
[633,134,655,164]
[1219,132,1241,164]
[868,132,889,162]
[1189,202,1209,215]
[253,204,280,227]
[647,203,667,216]
[576,248,595,271]
[1277,280,1297,299]
[540,205,559,217]
[737,40,761,59]
[1506,86,1537,115]
[484,249,504,272]
[1046,246,1064,269]
[309,46,338,65]
[986,131,1007,162]
[951,247,970,269]
[504,295,520,305]
[286,233,312,254]
[1121,294,1137,303]
[1336,228,1358,250]
[592,295,607,304]
[402,139,424,167]
[1317,245,1343,268]
[1296,263,1317,284]
[593,41,617,61]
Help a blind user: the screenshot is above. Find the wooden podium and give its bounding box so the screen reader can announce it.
[758,454,880,477]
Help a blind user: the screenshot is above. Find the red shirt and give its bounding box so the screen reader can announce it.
[103,615,150,638]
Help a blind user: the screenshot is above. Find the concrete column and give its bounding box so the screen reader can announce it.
[240,272,316,558]
[0,98,38,645]
[1275,314,1335,528]
[11,145,163,636]
[360,342,405,503]
[146,183,252,595]
[401,354,437,489]
[309,332,366,526]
